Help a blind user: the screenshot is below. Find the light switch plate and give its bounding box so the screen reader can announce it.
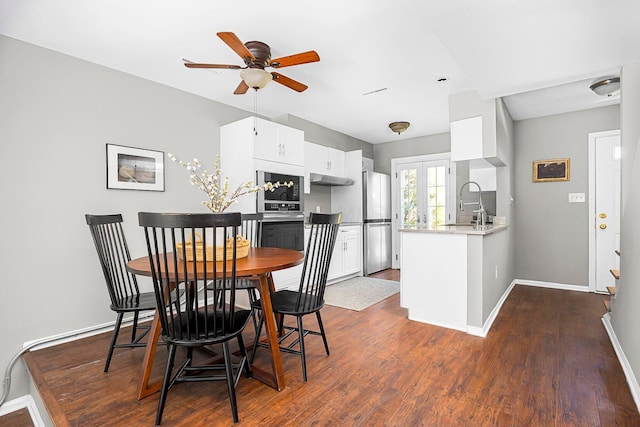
[568,192,585,203]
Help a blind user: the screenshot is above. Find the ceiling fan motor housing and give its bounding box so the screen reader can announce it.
[244,41,271,68]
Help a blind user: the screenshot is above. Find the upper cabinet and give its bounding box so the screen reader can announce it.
[304,141,345,176]
[468,159,497,192]
[223,117,304,167]
[450,116,483,162]
[303,141,346,193]
[362,157,374,172]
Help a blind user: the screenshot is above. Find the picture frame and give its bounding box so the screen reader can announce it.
[532,158,570,182]
[106,143,165,191]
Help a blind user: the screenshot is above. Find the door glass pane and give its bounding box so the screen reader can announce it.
[425,165,446,227]
[400,168,418,228]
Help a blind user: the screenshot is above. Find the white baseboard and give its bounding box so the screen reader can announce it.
[23,311,154,351]
[0,395,46,427]
[467,280,517,337]
[515,279,590,292]
[601,313,640,413]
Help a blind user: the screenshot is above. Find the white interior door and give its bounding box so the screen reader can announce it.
[589,130,621,292]
[393,157,452,268]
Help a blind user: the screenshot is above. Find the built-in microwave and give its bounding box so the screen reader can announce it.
[256,170,304,213]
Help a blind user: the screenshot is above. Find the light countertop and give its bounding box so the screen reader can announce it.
[399,223,508,236]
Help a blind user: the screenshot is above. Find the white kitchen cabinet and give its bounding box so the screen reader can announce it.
[271,227,309,291]
[362,157,374,172]
[328,225,362,282]
[326,147,345,176]
[450,116,483,162]
[468,159,497,192]
[305,142,345,175]
[304,141,346,193]
[271,264,303,291]
[223,116,304,167]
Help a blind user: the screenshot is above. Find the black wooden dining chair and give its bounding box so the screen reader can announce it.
[207,213,263,308]
[85,214,156,373]
[250,212,341,381]
[138,212,252,425]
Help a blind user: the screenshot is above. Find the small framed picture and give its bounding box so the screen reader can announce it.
[106,144,165,191]
[532,158,570,182]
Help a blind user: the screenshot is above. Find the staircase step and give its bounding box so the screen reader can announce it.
[615,250,621,256]
[603,300,611,312]
[607,286,617,296]
[610,269,620,280]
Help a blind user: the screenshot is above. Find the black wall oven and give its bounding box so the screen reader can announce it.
[260,216,305,252]
[255,170,305,251]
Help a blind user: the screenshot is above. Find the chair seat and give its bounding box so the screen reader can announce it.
[168,309,252,344]
[111,291,157,312]
[252,290,324,315]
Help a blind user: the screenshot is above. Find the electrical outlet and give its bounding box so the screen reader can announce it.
[568,193,585,203]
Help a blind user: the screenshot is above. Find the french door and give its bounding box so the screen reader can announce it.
[392,156,453,268]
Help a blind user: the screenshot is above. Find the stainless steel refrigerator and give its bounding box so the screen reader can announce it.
[363,171,392,275]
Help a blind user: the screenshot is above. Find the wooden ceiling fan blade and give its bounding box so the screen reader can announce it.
[184,63,242,69]
[234,80,250,95]
[270,51,320,68]
[217,32,255,61]
[271,72,308,92]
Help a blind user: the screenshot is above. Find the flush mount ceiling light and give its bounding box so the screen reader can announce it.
[590,77,620,97]
[389,121,410,135]
[240,68,273,90]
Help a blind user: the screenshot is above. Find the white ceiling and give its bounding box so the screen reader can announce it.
[1,0,639,144]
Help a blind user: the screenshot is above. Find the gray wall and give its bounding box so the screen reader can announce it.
[0,35,370,402]
[611,63,640,403]
[513,105,620,285]
[373,132,451,174]
[275,114,372,157]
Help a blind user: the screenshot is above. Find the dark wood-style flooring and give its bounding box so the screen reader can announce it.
[18,270,640,426]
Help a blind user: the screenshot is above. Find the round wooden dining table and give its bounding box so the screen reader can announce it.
[127,246,304,399]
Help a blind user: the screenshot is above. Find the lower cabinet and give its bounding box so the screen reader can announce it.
[328,225,362,283]
[271,224,362,290]
[271,264,303,291]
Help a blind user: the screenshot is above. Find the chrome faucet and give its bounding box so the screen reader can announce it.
[459,181,486,227]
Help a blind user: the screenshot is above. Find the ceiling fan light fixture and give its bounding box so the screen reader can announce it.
[389,121,410,135]
[590,76,620,97]
[240,68,272,89]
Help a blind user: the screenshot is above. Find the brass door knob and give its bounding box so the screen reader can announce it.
[600,224,607,229]
[599,213,607,219]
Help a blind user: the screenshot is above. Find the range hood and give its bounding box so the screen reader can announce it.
[309,173,355,186]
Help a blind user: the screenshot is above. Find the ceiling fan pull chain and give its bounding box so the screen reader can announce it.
[253,90,259,135]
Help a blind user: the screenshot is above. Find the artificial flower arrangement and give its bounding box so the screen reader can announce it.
[167,153,292,213]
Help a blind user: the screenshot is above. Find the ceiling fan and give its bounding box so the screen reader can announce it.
[184,32,320,94]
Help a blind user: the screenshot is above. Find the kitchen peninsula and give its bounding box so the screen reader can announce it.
[399,223,509,336]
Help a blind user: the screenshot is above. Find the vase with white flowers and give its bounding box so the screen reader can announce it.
[167,153,292,213]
